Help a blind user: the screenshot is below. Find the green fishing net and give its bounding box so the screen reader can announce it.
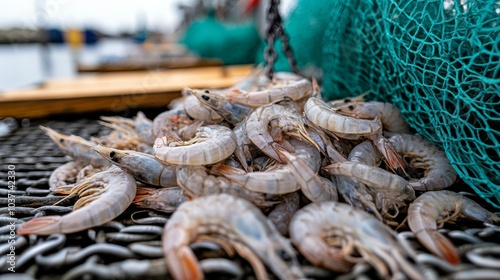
[267,0,500,207]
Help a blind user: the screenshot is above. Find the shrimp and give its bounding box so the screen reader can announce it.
[389,133,457,191]
[40,126,110,168]
[246,101,317,163]
[304,96,382,139]
[407,190,500,264]
[277,147,338,202]
[162,194,304,280]
[132,186,187,213]
[100,111,155,145]
[267,192,300,236]
[336,101,410,133]
[323,162,416,202]
[214,139,321,195]
[189,88,253,125]
[183,93,222,122]
[176,165,276,208]
[224,73,312,107]
[17,166,136,235]
[154,125,237,166]
[152,107,196,140]
[92,145,178,188]
[289,201,423,279]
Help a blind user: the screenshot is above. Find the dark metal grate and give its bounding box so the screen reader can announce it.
[1,117,500,279]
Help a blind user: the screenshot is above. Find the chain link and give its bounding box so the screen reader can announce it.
[264,0,300,80]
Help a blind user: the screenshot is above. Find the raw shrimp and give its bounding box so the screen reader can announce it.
[278,147,338,202]
[389,133,457,191]
[189,88,253,125]
[17,167,136,235]
[304,96,382,139]
[290,201,422,279]
[100,111,155,145]
[40,126,110,168]
[92,145,178,188]
[183,93,222,122]
[224,73,312,107]
[324,162,416,202]
[336,101,410,133]
[132,186,187,213]
[154,125,237,166]
[176,165,276,208]
[162,194,304,280]
[407,190,500,264]
[246,101,317,163]
[233,121,256,172]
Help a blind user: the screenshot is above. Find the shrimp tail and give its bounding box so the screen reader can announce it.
[415,229,460,264]
[132,186,155,204]
[17,216,62,235]
[370,134,406,175]
[168,246,203,280]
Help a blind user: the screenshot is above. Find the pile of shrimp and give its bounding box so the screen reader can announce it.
[17,67,499,280]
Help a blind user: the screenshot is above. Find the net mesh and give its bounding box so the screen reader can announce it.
[271,0,500,207]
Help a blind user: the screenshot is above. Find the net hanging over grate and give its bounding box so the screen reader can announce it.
[267,0,500,207]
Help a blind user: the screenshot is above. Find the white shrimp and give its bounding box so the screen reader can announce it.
[162,194,304,280]
[17,167,136,235]
[183,93,223,121]
[154,125,237,165]
[389,133,457,191]
[289,201,423,279]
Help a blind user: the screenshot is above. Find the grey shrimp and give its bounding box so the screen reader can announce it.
[162,194,304,280]
[290,201,423,279]
[18,167,136,235]
[389,133,457,191]
[154,125,237,166]
[407,190,500,264]
[132,186,187,213]
[93,145,177,188]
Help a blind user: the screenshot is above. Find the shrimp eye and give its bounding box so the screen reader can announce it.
[276,248,292,262]
[204,90,210,93]
[59,138,64,143]
[344,98,351,103]
[246,158,253,166]
[201,95,210,101]
[348,105,355,110]
[109,151,116,158]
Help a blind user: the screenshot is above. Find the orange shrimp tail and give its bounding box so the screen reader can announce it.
[166,247,203,280]
[132,186,155,204]
[371,134,407,174]
[212,164,244,176]
[416,229,460,264]
[17,216,62,235]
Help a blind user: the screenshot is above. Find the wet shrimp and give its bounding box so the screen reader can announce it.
[40,126,110,168]
[154,125,237,166]
[290,201,423,279]
[189,88,253,125]
[176,165,276,208]
[93,145,177,188]
[162,194,304,280]
[246,101,318,163]
[224,72,312,107]
[324,162,416,202]
[389,133,457,191]
[17,167,136,235]
[336,101,410,133]
[132,186,187,213]
[407,190,500,264]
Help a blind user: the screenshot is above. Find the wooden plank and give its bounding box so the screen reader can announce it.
[0,65,253,119]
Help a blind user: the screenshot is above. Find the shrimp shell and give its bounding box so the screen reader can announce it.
[162,194,304,280]
[17,167,136,235]
[154,125,237,165]
[304,97,382,139]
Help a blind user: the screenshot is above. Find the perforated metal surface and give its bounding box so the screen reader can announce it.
[1,118,500,279]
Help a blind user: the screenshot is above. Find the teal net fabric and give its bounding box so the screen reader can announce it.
[264,0,500,207]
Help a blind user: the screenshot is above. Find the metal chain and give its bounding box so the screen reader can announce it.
[264,0,300,80]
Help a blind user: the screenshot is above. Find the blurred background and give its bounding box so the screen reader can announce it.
[0,0,296,91]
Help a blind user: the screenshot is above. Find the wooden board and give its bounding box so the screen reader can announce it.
[0,65,253,119]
